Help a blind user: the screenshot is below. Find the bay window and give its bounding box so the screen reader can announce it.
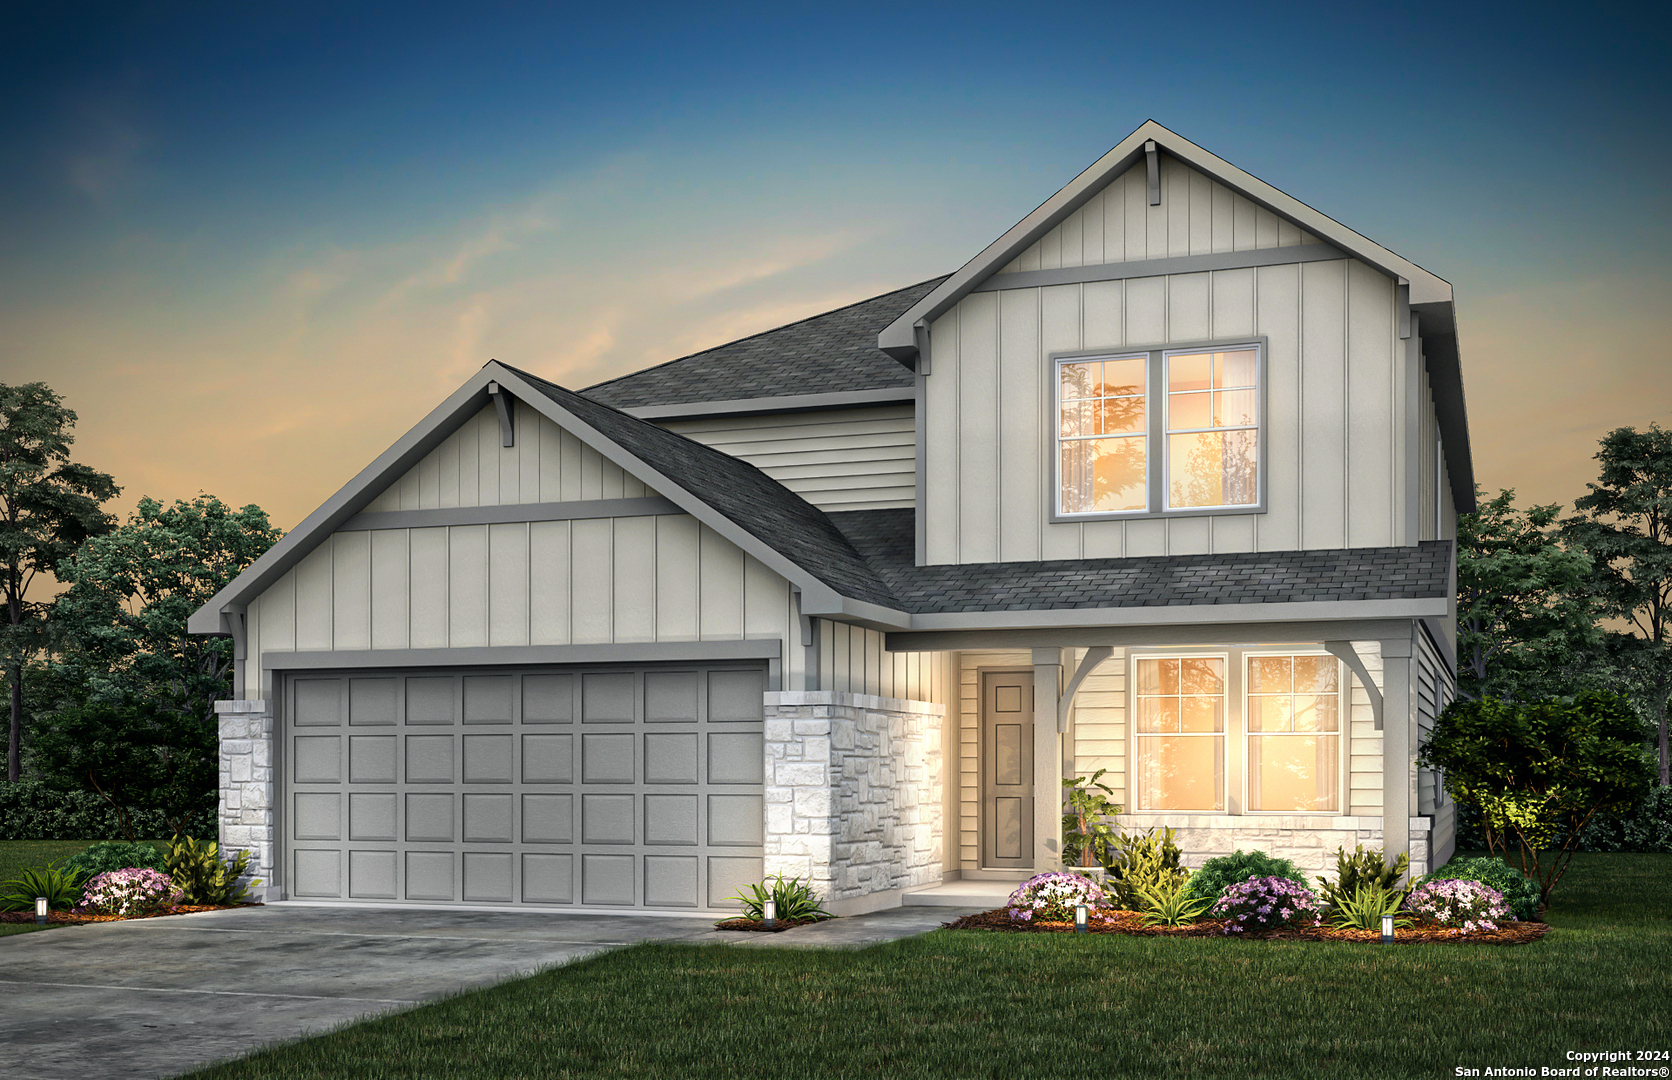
[1054,340,1263,519]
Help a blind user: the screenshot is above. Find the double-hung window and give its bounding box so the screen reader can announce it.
[1054,341,1262,518]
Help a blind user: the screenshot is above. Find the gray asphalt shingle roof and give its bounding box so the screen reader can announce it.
[580,277,946,408]
[826,509,1452,614]
[503,364,898,609]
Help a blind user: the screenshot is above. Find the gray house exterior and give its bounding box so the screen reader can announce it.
[190,121,1469,914]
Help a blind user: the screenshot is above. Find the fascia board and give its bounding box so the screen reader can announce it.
[186,373,499,636]
[623,387,915,421]
[800,593,913,632]
[1411,301,1477,512]
[880,119,1454,357]
[485,365,858,614]
[903,596,1447,633]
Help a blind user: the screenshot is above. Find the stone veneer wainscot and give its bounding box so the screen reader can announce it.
[215,698,279,901]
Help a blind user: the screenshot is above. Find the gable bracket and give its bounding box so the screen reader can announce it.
[1145,140,1160,206]
[488,379,515,447]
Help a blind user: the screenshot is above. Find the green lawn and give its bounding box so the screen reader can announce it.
[0,839,167,937]
[173,852,1669,1080]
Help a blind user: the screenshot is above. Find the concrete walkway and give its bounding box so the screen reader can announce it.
[1,901,981,1080]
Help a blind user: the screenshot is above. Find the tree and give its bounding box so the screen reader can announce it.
[29,696,218,841]
[55,494,282,725]
[0,383,119,781]
[1418,691,1655,906]
[1562,424,1672,785]
[1456,487,1600,702]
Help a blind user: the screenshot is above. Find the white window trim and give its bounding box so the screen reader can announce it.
[1129,650,1230,814]
[1049,336,1268,523]
[1239,650,1347,816]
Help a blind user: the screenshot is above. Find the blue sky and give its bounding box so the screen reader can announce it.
[4,0,1668,529]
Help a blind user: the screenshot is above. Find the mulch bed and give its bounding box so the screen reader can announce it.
[943,908,1549,946]
[0,903,262,925]
[712,917,830,933]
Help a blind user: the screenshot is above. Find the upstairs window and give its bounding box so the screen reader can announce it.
[1054,341,1262,519]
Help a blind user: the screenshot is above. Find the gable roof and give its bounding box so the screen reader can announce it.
[187,361,909,640]
[580,277,944,412]
[877,119,1475,513]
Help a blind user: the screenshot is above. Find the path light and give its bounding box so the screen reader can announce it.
[1075,904,1088,934]
[1381,914,1395,944]
[763,899,776,930]
[35,897,48,926]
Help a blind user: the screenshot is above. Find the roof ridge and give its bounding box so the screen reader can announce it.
[579,274,949,395]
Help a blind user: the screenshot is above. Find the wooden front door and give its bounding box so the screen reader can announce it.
[981,671,1035,869]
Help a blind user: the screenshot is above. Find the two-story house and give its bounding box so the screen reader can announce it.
[190,121,1469,914]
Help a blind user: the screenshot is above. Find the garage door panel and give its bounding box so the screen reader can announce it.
[349,850,397,899]
[463,794,513,843]
[349,736,397,783]
[285,664,766,911]
[349,793,397,841]
[405,735,455,783]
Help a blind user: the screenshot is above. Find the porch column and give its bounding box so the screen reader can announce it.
[1380,631,1416,880]
[1032,648,1068,872]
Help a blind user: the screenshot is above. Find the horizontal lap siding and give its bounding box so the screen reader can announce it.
[244,515,799,697]
[1347,641,1384,816]
[661,406,915,513]
[364,402,655,513]
[1070,648,1127,809]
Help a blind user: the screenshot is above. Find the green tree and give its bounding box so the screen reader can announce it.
[1418,691,1655,906]
[1457,487,1600,701]
[56,494,282,725]
[0,383,119,781]
[1562,424,1672,785]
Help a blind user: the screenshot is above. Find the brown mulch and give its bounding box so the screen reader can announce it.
[712,916,830,933]
[0,903,262,925]
[942,908,1549,946]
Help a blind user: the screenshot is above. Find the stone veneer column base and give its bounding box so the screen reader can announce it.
[763,691,944,917]
[1113,814,1435,880]
[215,699,279,902]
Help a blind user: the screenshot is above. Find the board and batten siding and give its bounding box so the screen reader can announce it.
[994,155,1321,274]
[241,514,801,698]
[363,401,657,513]
[924,255,1407,564]
[1417,631,1457,855]
[658,406,915,512]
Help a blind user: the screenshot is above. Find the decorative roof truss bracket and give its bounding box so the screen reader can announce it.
[488,379,515,447]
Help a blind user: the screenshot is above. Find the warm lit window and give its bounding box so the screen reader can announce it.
[1245,654,1340,813]
[1165,348,1259,509]
[1058,355,1146,513]
[1134,656,1225,811]
[1054,342,1261,518]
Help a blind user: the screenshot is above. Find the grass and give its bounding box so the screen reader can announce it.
[173,852,1669,1080]
[0,839,168,937]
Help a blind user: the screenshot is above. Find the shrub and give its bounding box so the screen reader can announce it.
[1006,871,1107,923]
[77,868,183,916]
[1420,856,1540,922]
[1326,883,1413,932]
[1180,850,1308,906]
[1316,844,1409,913]
[1210,876,1321,935]
[1573,785,1672,853]
[1134,874,1213,927]
[165,837,258,906]
[0,861,89,912]
[1403,878,1512,933]
[63,840,167,880]
[1104,827,1186,909]
[0,780,215,842]
[724,876,832,922]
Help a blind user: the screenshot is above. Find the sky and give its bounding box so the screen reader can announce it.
[4,0,1669,538]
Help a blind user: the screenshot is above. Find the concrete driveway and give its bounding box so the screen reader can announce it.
[0,902,972,1080]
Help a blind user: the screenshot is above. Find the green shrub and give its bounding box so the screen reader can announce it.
[165,837,258,906]
[1133,874,1213,927]
[1419,856,1541,921]
[724,876,832,923]
[1104,827,1186,909]
[63,840,167,880]
[1061,770,1123,868]
[1316,844,1409,913]
[0,780,215,842]
[1326,883,1413,931]
[0,861,89,912]
[1180,850,1308,905]
[1573,785,1672,853]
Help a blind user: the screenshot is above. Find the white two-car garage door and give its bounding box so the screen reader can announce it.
[280,664,766,910]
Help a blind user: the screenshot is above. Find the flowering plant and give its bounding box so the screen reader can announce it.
[76,868,184,917]
[1006,871,1107,922]
[1209,875,1321,935]
[1402,878,1513,934]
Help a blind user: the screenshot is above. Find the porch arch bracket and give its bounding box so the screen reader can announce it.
[1324,640,1384,730]
[1057,646,1114,732]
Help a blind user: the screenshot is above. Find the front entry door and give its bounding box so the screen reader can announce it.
[981,671,1035,869]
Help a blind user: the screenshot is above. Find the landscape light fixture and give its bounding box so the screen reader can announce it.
[1381,914,1395,943]
[763,899,776,930]
[35,897,48,925]
[1075,904,1088,934]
